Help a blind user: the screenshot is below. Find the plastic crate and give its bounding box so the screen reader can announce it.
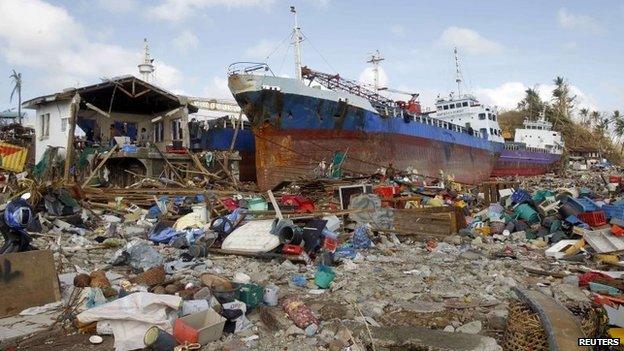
[602,204,624,220]
[567,197,600,213]
[609,175,622,184]
[578,211,607,227]
[511,189,531,204]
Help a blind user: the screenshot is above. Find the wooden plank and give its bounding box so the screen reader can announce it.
[63,93,80,183]
[0,250,61,318]
[81,144,119,188]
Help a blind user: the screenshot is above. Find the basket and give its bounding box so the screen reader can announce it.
[503,299,605,351]
[602,204,624,220]
[578,211,607,227]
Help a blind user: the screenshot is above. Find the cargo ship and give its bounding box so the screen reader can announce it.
[491,118,564,176]
[227,7,504,189]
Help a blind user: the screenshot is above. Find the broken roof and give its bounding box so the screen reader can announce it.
[22,75,198,115]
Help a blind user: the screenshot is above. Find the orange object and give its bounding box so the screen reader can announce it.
[173,318,199,344]
[612,225,624,237]
[322,237,337,252]
[578,211,607,227]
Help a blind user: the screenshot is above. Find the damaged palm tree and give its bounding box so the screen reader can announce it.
[9,69,22,125]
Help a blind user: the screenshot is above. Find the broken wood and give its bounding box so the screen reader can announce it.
[81,144,119,188]
[63,93,80,184]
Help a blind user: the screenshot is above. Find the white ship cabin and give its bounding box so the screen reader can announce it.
[431,94,504,143]
[514,118,564,154]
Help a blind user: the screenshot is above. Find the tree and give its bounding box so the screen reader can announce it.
[612,110,624,153]
[551,76,576,128]
[9,69,22,125]
[590,110,601,128]
[579,108,590,127]
[517,87,545,120]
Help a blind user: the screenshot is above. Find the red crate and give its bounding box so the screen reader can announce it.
[579,211,607,227]
[609,175,622,184]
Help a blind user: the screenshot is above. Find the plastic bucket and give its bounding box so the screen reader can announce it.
[144,326,177,351]
[314,266,335,289]
[191,203,208,223]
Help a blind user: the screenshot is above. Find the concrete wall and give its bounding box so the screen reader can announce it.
[34,100,70,162]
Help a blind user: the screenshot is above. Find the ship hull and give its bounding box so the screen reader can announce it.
[229,73,501,189]
[255,126,498,189]
[491,149,561,177]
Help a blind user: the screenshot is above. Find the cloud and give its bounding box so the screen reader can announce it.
[147,0,275,22]
[557,8,603,34]
[96,0,138,13]
[358,66,389,89]
[390,24,405,36]
[562,41,578,50]
[0,0,183,93]
[173,30,199,53]
[244,39,278,60]
[438,26,504,55]
[475,81,597,113]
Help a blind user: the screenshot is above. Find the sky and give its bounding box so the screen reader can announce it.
[1,0,623,122]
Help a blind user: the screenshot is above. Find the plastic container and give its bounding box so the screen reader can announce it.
[173,309,226,345]
[314,266,335,289]
[191,203,208,223]
[602,204,624,220]
[578,211,607,227]
[144,326,177,351]
[374,186,400,198]
[511,189,531,204]
[263,284,279,306]
[513,203,540,224]
[322,237,337,252]
[611,225,624,237]
[247,197,268,211]
[238,283,264,309]
[567,197,600,213]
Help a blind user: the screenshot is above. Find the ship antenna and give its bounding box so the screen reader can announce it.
[290,6,303,81]
[138,38,155,82]
[454,47,462,97]
[366,50,385,92]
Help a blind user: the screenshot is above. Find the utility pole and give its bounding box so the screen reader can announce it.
[290,6,303,81]
[366,50,384,92]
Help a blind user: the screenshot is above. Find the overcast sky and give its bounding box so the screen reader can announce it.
[1,0,623,118]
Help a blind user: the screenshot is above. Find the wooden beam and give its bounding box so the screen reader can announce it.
[63,93,80,184]
[81,144,119,188]
[85,102,110,118]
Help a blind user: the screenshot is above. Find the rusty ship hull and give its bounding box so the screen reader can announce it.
[228,72,502,189]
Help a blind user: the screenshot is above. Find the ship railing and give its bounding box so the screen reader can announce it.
[227,62,275,76]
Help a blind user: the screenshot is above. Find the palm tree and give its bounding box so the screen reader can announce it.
[611,110,624,153]
[517,87,544,120]
[579,108,590,127]
[9,69,22,124]
[551,76,576,127]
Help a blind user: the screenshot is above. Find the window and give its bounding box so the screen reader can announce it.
[492,114,497,121]
[153,121,164,142]
[462,102,468,107]
[489,128,493,135]
[61,117,68,132]
[479,113,486,120]
[443,105,449,110]
[171,119,183,140]
[39,113,50,139]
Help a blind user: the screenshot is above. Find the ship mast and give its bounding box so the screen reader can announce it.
[138,38,155,82]
[290,6,303,81]
[367,50,384,92]
[454,47,462,97]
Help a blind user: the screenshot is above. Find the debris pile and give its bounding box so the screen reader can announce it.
[5,169,624,350]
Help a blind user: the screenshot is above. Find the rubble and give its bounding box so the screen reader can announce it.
[4,165,624,350]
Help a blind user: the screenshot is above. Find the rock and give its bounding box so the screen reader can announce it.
[444,325,455,332]
[510,231,526,241]
[456,320,482,334]
[286,325,306,336]
[562,275,579,286]
[471,237,483,247]
[443,235,462,245]
[487,309,507,330]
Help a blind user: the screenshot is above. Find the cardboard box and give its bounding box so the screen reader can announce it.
[173,308,226,345]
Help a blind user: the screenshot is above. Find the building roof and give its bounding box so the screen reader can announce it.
[22,75,197,114]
